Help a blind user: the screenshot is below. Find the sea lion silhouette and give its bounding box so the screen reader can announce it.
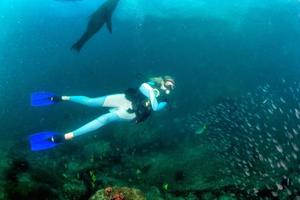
[71,0,120,51]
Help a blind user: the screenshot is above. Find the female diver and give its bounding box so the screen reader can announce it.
[29,75,175,151]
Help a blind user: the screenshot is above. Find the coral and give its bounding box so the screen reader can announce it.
[89,186,146,200]
[111,192,124,200]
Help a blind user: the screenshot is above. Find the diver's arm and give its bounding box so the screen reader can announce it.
[139,83,159,111]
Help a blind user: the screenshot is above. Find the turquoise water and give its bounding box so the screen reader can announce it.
[1,0,300,199]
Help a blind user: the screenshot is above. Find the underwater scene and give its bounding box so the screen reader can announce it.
[1,0,300,199]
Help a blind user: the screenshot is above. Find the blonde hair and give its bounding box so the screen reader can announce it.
[149,76,164,85]
[163,75,175,83]
[149,75,175,86]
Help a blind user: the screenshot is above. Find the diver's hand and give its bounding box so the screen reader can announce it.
[160,98,172,111]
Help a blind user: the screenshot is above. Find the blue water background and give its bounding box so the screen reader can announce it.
[0,0,300,147]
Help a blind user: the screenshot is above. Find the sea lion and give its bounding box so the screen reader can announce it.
[71,0,120,51]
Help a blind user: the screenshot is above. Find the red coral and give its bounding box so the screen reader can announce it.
[111,192,124,200]
[104,187,125,200]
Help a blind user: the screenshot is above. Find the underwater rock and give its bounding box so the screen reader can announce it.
[218,194,237,200]
[65,161,82,173]
[0,186,6,199]
[63,179,86,200]
[0,151,9,179]
[145,186,164,200]
[89,186,146,200]
[186,193,198,200]
[6,158,30,181]
[5,173,59,200]
[174,170,185,182]
[4,156,61,200]
[201,192,216,200]
[11,173,35,198]
[101,176,126,186]
[165,193,197,200]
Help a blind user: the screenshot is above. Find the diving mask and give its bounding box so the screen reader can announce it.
[164,80,175,95]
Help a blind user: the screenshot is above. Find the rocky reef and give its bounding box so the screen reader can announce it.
[89,186,146,200]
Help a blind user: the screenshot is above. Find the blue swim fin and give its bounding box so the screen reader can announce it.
[31,92,58,107]
[29,131,62,151]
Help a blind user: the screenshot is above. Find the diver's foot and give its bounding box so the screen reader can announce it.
[50,96,62,103]
[61,96,70,101]
[49,134,65,143]
[64,132,74,140]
